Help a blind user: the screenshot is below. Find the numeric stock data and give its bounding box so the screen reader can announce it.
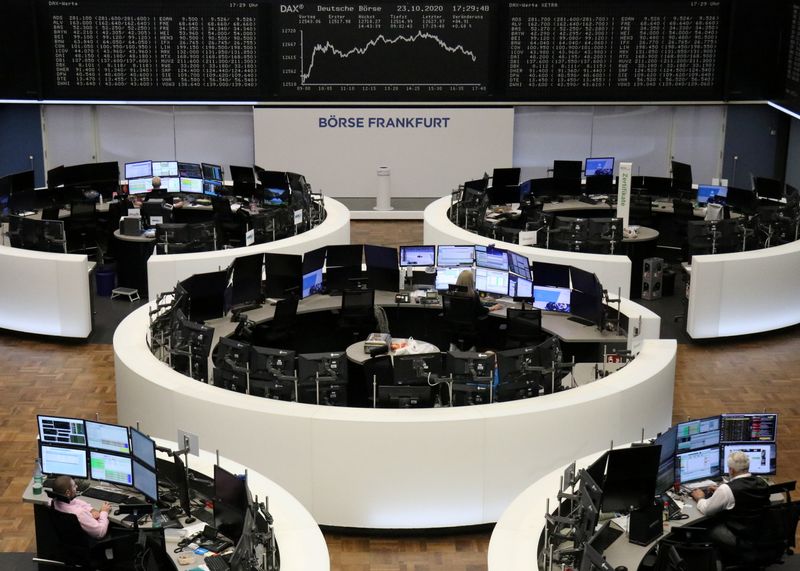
[277,2,495,99]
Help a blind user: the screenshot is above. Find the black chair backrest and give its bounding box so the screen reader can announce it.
[673,199,694,219]
[341,288,375,317]
[442,293,478,328]
[273,297,299,328]
[506,308,543,342]
[41,206,60,221]
[48,505,93,566]
[70,200,96,220]
[212,197,234,218]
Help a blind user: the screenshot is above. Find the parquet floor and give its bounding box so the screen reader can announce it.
[1,220,799,570]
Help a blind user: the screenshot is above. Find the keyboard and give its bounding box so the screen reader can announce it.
[81,488,131,504]
[203,555,231,571]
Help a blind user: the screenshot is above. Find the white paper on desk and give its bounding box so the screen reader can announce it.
[245,229,255,246]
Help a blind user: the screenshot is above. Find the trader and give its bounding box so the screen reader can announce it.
[51,475,111,539]
[151,176,163,192]
[690,450,769,561]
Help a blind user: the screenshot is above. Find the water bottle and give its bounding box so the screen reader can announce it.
[151,504,162,528]
[32,458,43,495]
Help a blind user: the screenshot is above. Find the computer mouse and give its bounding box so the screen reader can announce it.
[113,509,121,516]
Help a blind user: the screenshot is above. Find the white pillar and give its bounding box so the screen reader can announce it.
[375,166,393,211]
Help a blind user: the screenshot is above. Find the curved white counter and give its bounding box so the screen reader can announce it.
[115,302,675,529]
[146,198,351,299]
[0,244,92,338]
[423,196,633,299]
[152,438,329,571]
[686,239,800,338]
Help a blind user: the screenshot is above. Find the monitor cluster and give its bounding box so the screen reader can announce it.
[37,415,158,502]
[125,160,224,197]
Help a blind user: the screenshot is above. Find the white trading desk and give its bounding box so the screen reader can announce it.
[424,196,634,299]
[115,294,674,530]
[146,197,351,300]
[23,438,329,571]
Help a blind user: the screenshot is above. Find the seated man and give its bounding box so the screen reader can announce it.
[690,450,769,561]
[51,475,111,539]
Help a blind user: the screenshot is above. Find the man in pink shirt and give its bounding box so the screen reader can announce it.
[51,475,111,539]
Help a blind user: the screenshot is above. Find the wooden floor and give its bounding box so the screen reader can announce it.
[1,220,799,570]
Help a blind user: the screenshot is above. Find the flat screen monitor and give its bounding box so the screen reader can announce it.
[475,267,508,296]
[40,444,88,478]
[676,447,721,484]
[601,445,660,513]
[570,267,599,294]
[47,165,65,188]
[177,162,202,179]
[508,274,533,300]
[128,178,150,195]
[492,167,521,188]
[214,464,248,544]
[297,352,348,384]
[160,177,180,193]
[446,350,494,380]
[475,245,509,271]
[180,270,229,322]
[464,177,489,193]
[437,245,474,267]
[202,163,223,182]
[85,420,130,455]
[676,416,721,451]
[125,160,152,180]
[671,161,693,188]
[753,176,784,200]
[263,253,302,298]
[399,245,435,267]
[326,244,362,268]
[130,427,156,470]
[377,385,434,408]
[553,160,583,181]
[696,184,728,205]
[508,251,530,279]
[722,443,777,476]
[487,185,520,205]
[38,415,87,447]
[8,169,35,192]
[654,426,678,493]
[435,267,462,291]
[264,187,288,206]
[231,253,264,307]
[152,161,178,178]
[532,261,570,288]
[580,522,616,571]
[229,165,256,189]
[89,450,133,486]
[256,169,290,190]
[570,289,603,327]
[179,177,203,194]
[533,285,571,313]
[496,345,541,385]
[364,244,397,270]
[203,180,224,197]
[132,460,158,501]
[392,353,442,386]
[720,413,777,443]
[519,179,533,202]
[585,157,614,177]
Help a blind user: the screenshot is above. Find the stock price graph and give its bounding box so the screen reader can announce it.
[278,2,494,99]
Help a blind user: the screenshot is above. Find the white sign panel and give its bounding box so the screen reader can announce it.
[245,229,255,246]
[293,209,303,225]
[617,162,633,227]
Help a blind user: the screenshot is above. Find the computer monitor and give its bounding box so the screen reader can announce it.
[229,165,256,193]
[179,177,203,194]
[130,427,156,470]
[579,522,616,571]
[89,450,134,486]
[475,267,508,296]
[202,163,223,182]
[487,185,520,205]
[155,223,191,245]
[38,415,87,447]
[507,251,530,279]
[364,244,400,291]
[263,253,302,298]
[671,161,693,189]
[297,352,348,405]
[600,445,660,513]
[435,267,462,291]
[508,274,533,300]
[720,413,777,443]
[214,464,248,544]
[151,161,178,178]
[203,180,224,197]
[722,443,777,476]
[446,350,494,381]
[464,177,489,193]
[531,261,570,288]
[676,447,721,484]
[532,285,571,313]
[585,157,614,177]
[7,169,35,192]
[263,187,288,206]
[753,176,784,200]
[696,184,728,205]
[85,420,130,455]
[132,460,158,502]
[654,426,678,493]
[214,337,251,371]
[553,160,583,181]
[492,167,521,188]
[180,270,229,322]
[161,177,180,192]
[125,160,152,180]
[676,415,721,451]
[392,353,442,386]
[128,178,150,195]
[302,268,324,298]
[399,245,435,267]
[40,444,88,478]
[326,244,362,268]
[231,253,264,307]
[47,165,65,188]
[570,289,603,327]
[177,162,202,179]
[475,245,509,271]
[496,345,542,384]
[437,245,474,267]
[250,346,295,388]
[377,385,434,408]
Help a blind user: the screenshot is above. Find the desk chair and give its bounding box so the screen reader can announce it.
[503,307,543,349]
[670,199,695,260]
[338,288,376,339]
[687,220,713,258]
[66,200,98,258]
[629,195,654,227]
[655,542,718,571]
[724,501,794,570]
[441,293,481,351]
[212,197,245,247]
[251,297,298,349]
[41,205,61,221]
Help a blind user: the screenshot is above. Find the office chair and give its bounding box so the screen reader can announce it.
[503,307,543,349]
[629,195,654,227]
[212,197,245,247]
[441,293,481,351]
[251,297,298,349]
[66,200,98,257]
[337,288,376,339]
[670,198,695,260]
[41,205,61,221]
[687,221,713,258]
[725,502,792,569]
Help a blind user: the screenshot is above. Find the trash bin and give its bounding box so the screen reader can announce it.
[96,267,116,297]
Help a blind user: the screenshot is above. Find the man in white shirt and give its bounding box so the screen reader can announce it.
[51,475,111,540]
[690,450,769,561]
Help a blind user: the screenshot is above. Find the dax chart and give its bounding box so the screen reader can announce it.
[277,2,495,99]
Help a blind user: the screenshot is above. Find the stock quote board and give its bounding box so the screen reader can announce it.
[0,0,782,103]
